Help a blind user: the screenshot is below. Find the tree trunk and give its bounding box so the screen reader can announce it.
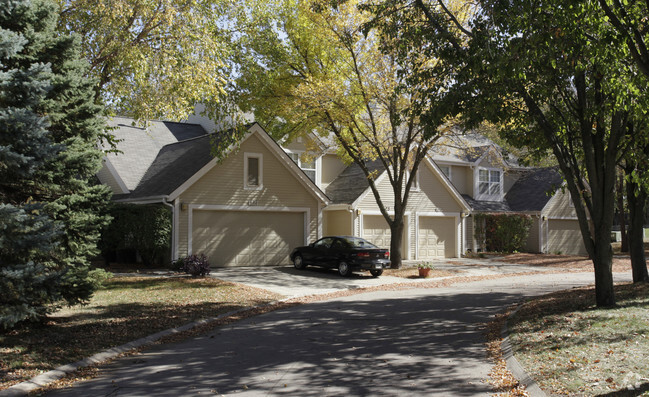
[627,178,649,283]
[618,173,628,252]
[389,219,405,269]
[592,232,616,306]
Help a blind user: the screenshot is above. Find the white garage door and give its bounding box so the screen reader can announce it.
[548,219,587,256]
[418,216,456,258]
[362,215,407,254]
[192,210,305,267]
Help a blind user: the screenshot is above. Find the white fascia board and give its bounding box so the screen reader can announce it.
[323,203,352,211]
[167,123,329,205]
[350,169,389,209]
[113,195,169,204]
[473,145,505,167]
[251,124,330,205]
[167,127,255,201]
[103,157,130,194]
[425,157,472,213]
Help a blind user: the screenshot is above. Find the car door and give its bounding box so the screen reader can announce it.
[328,238,348,267]
[309,237,334,267]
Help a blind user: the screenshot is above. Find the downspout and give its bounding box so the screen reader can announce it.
[161,198,175,262]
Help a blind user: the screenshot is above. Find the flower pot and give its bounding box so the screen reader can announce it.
[418,268,431,278]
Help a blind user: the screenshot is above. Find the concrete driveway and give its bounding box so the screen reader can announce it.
[45,271,632,396]
[207,258,557,298]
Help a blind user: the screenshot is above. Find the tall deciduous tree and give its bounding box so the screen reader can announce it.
[55,0,231,121]
[232,0,460,267]
[368,0,648,305]
[0,0,111,329]
[597,0,649,78]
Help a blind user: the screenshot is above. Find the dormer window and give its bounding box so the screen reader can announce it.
[287,151,316,183]
[477,168,502,199]
[439,165,452,181]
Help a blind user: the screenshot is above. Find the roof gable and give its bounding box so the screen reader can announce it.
[505,167,563,212]
[325,160,385,204]
[104,117,208,190]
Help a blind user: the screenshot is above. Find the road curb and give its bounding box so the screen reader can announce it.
[0,303,277,397]
[501,305,547,397]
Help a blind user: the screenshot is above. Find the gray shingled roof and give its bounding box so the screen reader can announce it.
[105,117,208,190]
[325,160,385,204]
[462,195,512,212]
[462,167,563,213]
[124,134,217,199]
[506,167,563,212]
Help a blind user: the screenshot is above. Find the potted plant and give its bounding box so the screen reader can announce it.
[417,262,434,278]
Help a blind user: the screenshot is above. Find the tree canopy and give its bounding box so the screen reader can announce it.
[231,0,463,267]
[367,0,649,305]
[55,0,231,122]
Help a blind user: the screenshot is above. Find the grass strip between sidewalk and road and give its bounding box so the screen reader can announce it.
[506,282,649,396]
[0,276,283,391]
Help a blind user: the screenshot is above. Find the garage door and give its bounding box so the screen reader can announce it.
[192,210,304,267]
[362,215,407,254]
[548,219,587,256]
[418,216,456,258]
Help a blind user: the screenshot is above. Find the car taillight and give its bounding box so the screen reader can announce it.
[357,252,370,258]
[384,251,390,259]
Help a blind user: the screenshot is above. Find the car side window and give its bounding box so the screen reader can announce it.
[331,239,346,250]
[313,237,333,249]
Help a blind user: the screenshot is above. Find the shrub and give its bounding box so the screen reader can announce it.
[100,204,172,266]
[418,262,435,270]
[474,213,533,253]
[170,258,185,272]
[180,254,211,277]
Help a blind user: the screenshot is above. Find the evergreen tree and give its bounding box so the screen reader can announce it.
[0,0,111,329]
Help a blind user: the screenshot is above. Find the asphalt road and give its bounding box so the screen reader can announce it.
[45,272,631,397]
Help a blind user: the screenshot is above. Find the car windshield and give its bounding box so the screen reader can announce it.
[343,237,378,249]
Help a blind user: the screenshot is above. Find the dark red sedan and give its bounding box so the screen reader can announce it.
[290,236,390,277]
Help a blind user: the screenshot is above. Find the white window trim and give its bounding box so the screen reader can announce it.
[475,167,503,201]
[439,165,452,182]
[285,149,319,185]
[244,152,263,190]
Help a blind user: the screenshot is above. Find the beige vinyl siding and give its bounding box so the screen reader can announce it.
[97,162,124,194]
[357,163,462,214]
[176,133,320,258]
[354,162,464,259]
[449,165,470,195]
[282,139,308,152]
[476,150,505,169]
[547,219,587,255]
[324,210,353,236]
[544,189,577,219]
[524,216,541,253]
[321,154,347,188]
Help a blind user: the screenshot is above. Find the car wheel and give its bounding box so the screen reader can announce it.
[370,269,383,277]
[293,254,306,270]
[338,261,352,277]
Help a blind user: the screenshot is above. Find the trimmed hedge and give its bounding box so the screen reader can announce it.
[474,213,533,253]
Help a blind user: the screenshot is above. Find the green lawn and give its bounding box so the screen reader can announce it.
[508,282,649,396]
[0,276,283,390]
